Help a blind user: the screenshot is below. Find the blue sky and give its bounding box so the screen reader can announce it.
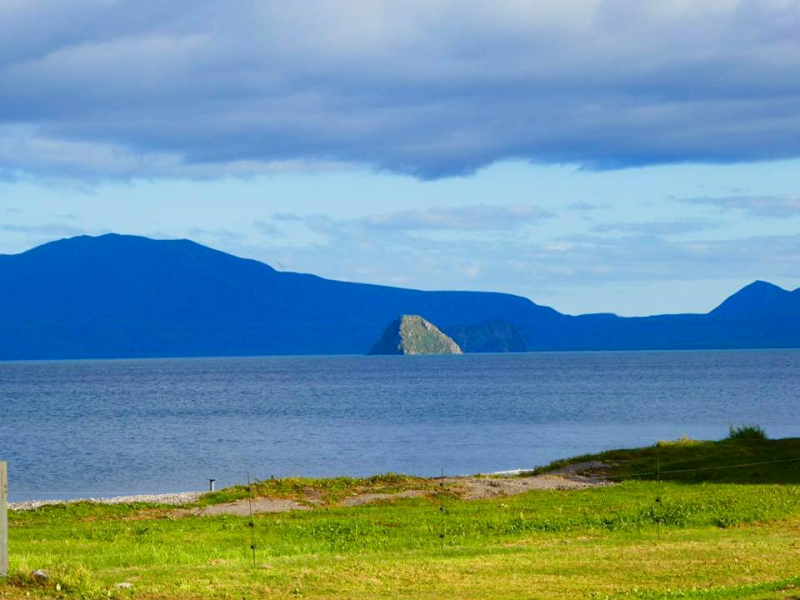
[1,1,799,315]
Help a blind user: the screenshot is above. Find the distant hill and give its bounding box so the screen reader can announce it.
[710,280,800,320]
[369,315,462,355]
[0,234,798,360]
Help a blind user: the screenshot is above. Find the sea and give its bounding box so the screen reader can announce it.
[1,350,798,502]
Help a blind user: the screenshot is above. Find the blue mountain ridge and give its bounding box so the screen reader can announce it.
[0,233,797,360]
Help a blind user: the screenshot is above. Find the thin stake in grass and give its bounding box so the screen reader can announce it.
[247,473,257,568]
[656,457,661,540]
[655,495,662,540]
[439,468,445,551]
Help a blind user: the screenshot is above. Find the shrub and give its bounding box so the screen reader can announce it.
[727,423,768,441]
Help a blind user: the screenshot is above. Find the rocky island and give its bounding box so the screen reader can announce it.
[443,320,528,353]
[368,315,463,355]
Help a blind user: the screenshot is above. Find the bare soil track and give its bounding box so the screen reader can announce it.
[181,462,613,516]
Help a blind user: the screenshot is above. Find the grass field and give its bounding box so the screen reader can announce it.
[2,436,800,599]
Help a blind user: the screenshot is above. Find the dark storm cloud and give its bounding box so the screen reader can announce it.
[2,1,800,179]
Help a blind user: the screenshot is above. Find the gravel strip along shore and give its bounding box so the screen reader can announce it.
[9,463,613,513]
[10,491,203,511]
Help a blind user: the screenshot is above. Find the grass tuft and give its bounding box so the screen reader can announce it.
[656,435,701,447]
[5,564,102,598]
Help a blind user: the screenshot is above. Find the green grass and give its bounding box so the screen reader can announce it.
[3,437,800,599]
[198,472,438,506]
[533,436,800,484]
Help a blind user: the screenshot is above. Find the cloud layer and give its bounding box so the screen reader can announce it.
[248,208,800,314]
[362,205,552,231]
[680,195,800,218]
[2,1,800,179]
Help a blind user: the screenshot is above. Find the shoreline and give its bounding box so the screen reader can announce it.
[6,468,537,509]
[9,491,203,511]
[7,464,612,512]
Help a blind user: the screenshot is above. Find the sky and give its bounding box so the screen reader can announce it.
[1,0,800,316]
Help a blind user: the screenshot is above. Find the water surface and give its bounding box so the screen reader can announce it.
[1,350,798,501]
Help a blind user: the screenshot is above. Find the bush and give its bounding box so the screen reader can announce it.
[727,423,768,441]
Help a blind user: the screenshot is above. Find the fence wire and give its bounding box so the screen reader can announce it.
[600,455,800,480]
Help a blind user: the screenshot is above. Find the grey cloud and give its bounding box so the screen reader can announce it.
[680,195,800,218]
[592,219,718,235]
[185,227,246,243]
[566,201,604,211]
[254,203,800,297]
[271,213,343,237]
[271,214,305,223]
[362,204,553,231]
[266,204,551,239]
[1,2,800,179]
[0,222,85,236]
[253,220,282,237]
[262,221,800,302]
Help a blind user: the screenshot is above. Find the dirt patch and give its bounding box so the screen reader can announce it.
[176,490,428,516]
[341,490,428,506]
[181,498,311,517]
[549,460,613,478]
[449,473,604,500]
[303,488,324,506]
[446,461,613,500]
[336,463,612,505]
[168,462,612,516]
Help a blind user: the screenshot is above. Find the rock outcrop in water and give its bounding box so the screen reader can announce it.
[368,315,463,355]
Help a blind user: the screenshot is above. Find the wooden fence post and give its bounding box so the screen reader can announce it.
[0,461,7,577]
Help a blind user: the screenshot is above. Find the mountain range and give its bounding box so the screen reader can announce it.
[0,233,798,360]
